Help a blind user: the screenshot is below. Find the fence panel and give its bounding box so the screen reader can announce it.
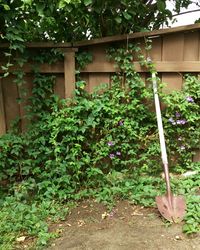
[0,27,200,138]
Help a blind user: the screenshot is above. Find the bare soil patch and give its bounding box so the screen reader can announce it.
[47,200,199,250]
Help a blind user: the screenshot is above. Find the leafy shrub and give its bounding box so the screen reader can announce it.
[0,46,199,248]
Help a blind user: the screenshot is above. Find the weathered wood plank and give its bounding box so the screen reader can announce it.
[162,73,183,93]
[64,51,76,98]
[82,61,200,73]
[74,24,200,46]
[1,61,200,74]
[88,73,110,93]
[54,74,65,99]
[149,37,162,61]
[0,62,64,73]
[0,42,72,48]
[193,150,200,162]
[18,76,33,131]
[162,33,184,61]
[184,31,199,60]
[2,77,20,130]
[0,78,6,135]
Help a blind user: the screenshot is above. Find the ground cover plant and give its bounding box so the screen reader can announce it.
[0,45,199,249]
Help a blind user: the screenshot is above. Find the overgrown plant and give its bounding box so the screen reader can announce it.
[0,44,199,249]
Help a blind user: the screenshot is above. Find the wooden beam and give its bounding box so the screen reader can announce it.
[73,24,200,47]
[81,61,200,73]
[0,62,64,73]
[64,51,76,98]
[0,42,72,48]
[193,150,200,162]
[2,77,20,130]
[1,61,200,74]
[0,78,6,135]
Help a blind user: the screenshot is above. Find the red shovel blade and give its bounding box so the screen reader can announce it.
[156,195,186,223]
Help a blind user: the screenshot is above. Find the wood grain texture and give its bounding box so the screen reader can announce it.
[74,24,200,47]
[2,77,20,130]
[64,51,76,98]
[0,62,64,73]
[149,37,162,61]
[162,33,184,61]
[184,31,199,61]
[1,61,200,73]
[193,150,200,162]
[54,74,65,99]
[18,76,33,131]
[88,73,110,93]
[0,79,6,135]
[162,73,183,93]
[82,61,200,73]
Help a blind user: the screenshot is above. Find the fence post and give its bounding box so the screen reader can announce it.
[63,48,78,98]
[0,78,6,135]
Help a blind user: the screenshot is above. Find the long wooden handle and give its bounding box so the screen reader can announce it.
[152,72,172,201]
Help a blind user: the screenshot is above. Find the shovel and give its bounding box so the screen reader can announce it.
[152,72,186,223]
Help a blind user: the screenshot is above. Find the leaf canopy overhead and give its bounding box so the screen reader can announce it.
[0,0,199,43]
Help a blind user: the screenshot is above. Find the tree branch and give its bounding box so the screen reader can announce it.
[172,8,200,17]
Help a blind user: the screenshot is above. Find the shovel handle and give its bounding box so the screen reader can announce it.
[152,73,172,204]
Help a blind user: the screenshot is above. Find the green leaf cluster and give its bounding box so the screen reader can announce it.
[0,45,199,248]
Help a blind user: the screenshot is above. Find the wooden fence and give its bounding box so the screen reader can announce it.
[0,23,200,161]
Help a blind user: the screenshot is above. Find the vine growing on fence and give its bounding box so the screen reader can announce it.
[0,42,199,249]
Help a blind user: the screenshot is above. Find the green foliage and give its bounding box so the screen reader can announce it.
[0,45,199,248]
[0,0,198,44]
[0,196,68,248]
[162,75,200,170]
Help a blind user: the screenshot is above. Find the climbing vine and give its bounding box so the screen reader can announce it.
[0,42,199,248]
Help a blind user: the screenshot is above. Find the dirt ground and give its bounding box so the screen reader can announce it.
[47,200,200,250]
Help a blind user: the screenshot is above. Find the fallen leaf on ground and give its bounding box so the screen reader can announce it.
[78,220,85,226]
[16,236,26,242]
[101,212,109,219]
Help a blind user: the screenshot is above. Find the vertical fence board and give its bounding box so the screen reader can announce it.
[2,77,20,130]
[54,74,65,99]
[88,73,110,93]
[162,73,183,93]
[149,37,162,61]
[199,31,200,60]
[0,78,6,135]
[19,76,33,131]
[162,33,184,92]
[64,51,76,98]
[162,33,184,61]
[193,150,200,162]
[184,31,199,61]
[87,44,109,71]
[80,73,90,92]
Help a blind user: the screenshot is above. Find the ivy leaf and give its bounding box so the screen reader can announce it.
[115,16,122,24]
[22,0,32,5]
[3,4,10,10]
[58,0,72,9]
[4,52,12,57]
[36,3,45,17]
[123,12,132,20]
[1,66,8,71]
[157,0,166,11]
[3,72,9,77]
[84,0,92,6]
